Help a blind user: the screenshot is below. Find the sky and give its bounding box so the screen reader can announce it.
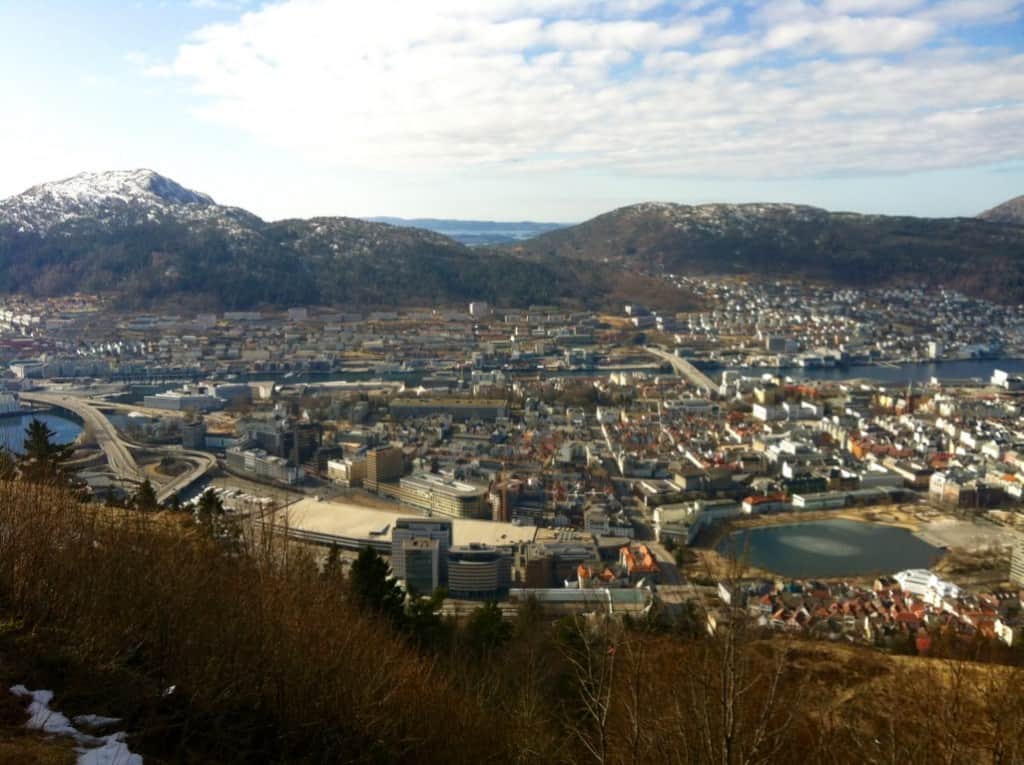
[1,0,1023,222]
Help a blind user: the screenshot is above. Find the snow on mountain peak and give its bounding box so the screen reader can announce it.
[0,169,217,234]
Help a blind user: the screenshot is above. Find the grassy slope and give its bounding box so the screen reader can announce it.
[1,482,1023,764]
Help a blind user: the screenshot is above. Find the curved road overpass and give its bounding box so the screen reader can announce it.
[19,391,214,501]
[155,448,218,503]
[21,391,145,485]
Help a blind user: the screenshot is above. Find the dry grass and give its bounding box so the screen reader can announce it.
[1,481,1022,765]
[0,482,508,764]
[0,736,76,765]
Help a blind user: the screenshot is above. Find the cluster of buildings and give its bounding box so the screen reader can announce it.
[710,568,1024,649]
[661,277,1024,367]
[3,286,1024,647]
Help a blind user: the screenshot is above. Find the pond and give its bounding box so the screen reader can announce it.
[717,518,944,579]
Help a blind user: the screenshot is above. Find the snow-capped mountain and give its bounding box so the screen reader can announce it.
[0,169,259,235]
[0,169,571,309]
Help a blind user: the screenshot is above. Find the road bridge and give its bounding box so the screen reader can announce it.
[155,448,218,503]
[20,391,216,501]
[644,347,717,393]
[21,391,145,485]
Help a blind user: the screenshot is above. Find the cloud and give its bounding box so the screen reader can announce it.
[150,0,1024,180]
[918,0,1023,23]
[764,15,937,53]
[824,0,926,13]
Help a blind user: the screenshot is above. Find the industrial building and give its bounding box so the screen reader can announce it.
[144,388,221,412]
[389,397,508,422]
[226,446,301,484]
[393,472,489,519]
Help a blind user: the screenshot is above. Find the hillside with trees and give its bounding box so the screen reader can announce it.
[504,202,1024,303]
[1,482,1022,764]
[0,170,581,310]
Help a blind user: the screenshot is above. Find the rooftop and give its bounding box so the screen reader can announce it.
[276,497,537,548]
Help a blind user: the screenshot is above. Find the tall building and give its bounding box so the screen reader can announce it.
[512,542,554,588]
[365,445,404,491]
[241,419,323,464]
[1011,536,1024,587]
[391,518,453,582]
[400,538,441,595]
[447,544,512,599]
[181,415,206,450]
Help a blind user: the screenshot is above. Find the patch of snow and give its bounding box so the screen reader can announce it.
[10,686,78,736]
[73,714,123,730]
[77,732,142,765]
[10,685,143,765]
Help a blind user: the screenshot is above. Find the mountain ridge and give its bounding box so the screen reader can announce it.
[0,170,579,310]
[3,171,1023,308]
[502,199,1024,303]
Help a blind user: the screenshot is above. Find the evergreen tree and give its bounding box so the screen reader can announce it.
[347,546,405,627]
[194,488,242,551]
[322,543,344,582]
[464,600,512,656]
[134,478,159,512]
[404,586,448,650]
[20,418,74,484]
[196,487,224,520]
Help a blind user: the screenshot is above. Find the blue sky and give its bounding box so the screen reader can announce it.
[1,0,1023,221]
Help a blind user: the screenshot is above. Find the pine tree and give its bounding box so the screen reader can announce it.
[134,478,159,512]
[348,546,405,628]
[194,488,241,551]
[196,488,224,520]
[20,418,74,484]
[404,586,449,650]
[322,543,344,582]
[464,600,512,656]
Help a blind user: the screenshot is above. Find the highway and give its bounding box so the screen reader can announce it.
[21,391,146,485]
[20,390,215,501]
[155,448,218,503]
[644,346,717,393]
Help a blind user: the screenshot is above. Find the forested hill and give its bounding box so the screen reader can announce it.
[503,201,1024,303]
[0,170,578,310]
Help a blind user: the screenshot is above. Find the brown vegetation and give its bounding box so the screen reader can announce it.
[0,482,1022,764]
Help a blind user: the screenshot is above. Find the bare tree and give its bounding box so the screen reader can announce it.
[560,614,620,765]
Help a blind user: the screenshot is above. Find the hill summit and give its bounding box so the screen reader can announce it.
[978,194,1024,226]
